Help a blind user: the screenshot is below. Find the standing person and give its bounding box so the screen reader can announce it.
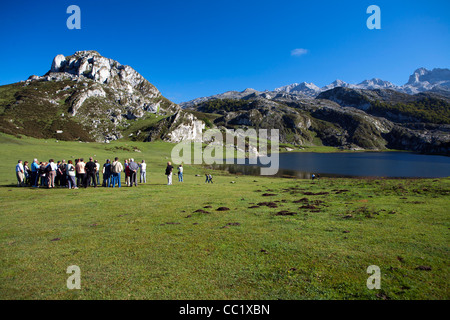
[124,159,130,186]
[178,164,183,182]
[23,161,31,186]
[75,158,86,187]
[111,157,123,188]
[128,158,139,187]
[75,159,79,185]
[16,160,25,187]
[39,162,47,187]
[139,160,147,184]
[95,160,101,185]
[165,161,173,185]
[66,160,77,189]
[59,160,67,187]
[46,159,58,188]
[102,159,112,187]
[85,157,97,188]
[55,161,62,187]
[31,158,40,187]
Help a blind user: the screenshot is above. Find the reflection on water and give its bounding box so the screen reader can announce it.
[207,152,450,178]
[208,163,340,179]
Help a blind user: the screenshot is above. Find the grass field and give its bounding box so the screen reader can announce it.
[0,133,449,300]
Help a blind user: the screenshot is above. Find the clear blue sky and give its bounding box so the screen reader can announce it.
[0,0,449,103]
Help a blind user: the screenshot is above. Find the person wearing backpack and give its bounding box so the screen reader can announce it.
[165,161,173,185]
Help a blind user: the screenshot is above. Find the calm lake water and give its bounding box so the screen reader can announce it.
[210,152,450,178]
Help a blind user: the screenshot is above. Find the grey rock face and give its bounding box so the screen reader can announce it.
[26,51,180,142]
[51,54,66,72]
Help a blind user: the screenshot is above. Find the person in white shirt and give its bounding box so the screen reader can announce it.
[140,160,147,183]
[46,159,58,188]
[95,160,101,185]
[16,160,24,187]
[178,164,183,182]
[111,157,123,188]
[66,160,78,189]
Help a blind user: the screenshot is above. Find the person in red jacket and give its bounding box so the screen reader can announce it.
[125,162,131,187]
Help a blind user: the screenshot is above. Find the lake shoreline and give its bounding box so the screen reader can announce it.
[211,151,450,179]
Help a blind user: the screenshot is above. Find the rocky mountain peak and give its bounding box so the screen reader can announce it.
[406,67,450,85]
[242,88,258,93]
[357,78,398,89]
[46,51,157,96]
[274,82,321,97]
[17,51,181,142]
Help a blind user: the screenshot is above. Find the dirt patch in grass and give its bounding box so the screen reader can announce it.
[303,191,330,196]
[275,210,297,216]
[416,266,432,271]
[221,222,241,228]
[293,198,309,203]
[194,209,210,214]
[257,202,278,208]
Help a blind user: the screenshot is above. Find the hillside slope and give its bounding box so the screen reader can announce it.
[0,51,181,142]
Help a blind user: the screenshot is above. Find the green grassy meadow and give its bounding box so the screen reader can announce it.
[0,133,449,300]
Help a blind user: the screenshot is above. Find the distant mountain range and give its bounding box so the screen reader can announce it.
[180,68,450,107]
[0,52,449,155]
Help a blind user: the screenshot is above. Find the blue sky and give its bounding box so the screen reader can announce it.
[0,0,449,103]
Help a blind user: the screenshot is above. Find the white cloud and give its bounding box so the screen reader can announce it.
[291,48,308,57]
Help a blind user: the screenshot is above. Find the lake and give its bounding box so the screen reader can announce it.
[210,152,450,178]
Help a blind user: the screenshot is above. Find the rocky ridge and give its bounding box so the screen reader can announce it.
[3,51,187,142]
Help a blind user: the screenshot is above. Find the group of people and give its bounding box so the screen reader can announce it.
[205,173,213,183]
[15,157,150,189]
[15,158,187,188]
[164,162,184,185]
